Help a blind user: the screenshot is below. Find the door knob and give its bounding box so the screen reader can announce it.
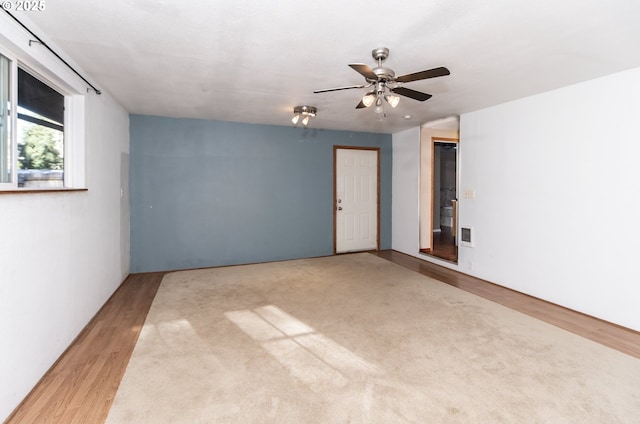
[337,206,342,211]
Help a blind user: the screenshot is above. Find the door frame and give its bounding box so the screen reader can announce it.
[333,145,381,254]
[430,137,459,256]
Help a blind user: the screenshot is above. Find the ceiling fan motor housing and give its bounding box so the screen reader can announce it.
[370,47,395,83]
[372,67,395,82]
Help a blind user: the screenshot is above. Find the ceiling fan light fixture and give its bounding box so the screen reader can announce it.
[313,47,450,118]
[292,105,317,126]
[385,94,400,108]
[362,92,376,108]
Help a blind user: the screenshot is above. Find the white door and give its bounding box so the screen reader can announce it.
[335,148,379,253]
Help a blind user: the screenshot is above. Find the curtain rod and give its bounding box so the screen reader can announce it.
[3,10,101,95]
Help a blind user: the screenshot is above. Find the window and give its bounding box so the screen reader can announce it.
[1,50,72,189]
[17,68,65,187]
[0,53,11,184]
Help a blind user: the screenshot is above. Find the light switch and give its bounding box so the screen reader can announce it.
[463,189,475,199]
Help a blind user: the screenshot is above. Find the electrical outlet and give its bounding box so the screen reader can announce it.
[463,189,475,199]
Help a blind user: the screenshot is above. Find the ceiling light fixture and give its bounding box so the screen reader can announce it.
[359,86,400,115]
[385,94,400,108]
[361,92,376,108]
[292,105,317,127]
[314,47,451,119]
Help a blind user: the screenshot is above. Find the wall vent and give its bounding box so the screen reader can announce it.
[460,227,473,247]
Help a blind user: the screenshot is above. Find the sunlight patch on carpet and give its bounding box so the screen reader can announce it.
[106,253,640,424]
[226,304,381,393]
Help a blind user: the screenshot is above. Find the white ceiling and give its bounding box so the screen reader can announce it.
[21,0,640,134]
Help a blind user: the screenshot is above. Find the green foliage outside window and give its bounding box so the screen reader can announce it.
[18,124,63,170]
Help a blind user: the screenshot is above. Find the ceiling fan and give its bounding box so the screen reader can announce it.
[314,47,450,112]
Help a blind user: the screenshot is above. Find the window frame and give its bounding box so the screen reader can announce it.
[0,39,86,191]
[0,47,18,188]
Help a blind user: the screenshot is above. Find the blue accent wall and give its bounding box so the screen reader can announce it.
[130,115,392,272]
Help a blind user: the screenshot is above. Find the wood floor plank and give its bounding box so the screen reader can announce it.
[5,272,163,424]
[6,252,640,423]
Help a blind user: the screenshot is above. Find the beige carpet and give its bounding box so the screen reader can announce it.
[106,254,640,423]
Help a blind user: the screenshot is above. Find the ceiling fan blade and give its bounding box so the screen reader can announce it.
[314,84,365,93]
[391,87,433,102]
[349,64,378,80]
[355,99,367,109]
[395,66,450,83]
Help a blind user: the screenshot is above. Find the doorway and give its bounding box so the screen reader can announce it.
[420,137,459,263]
[334,146,380,254]
[431,140,458,262]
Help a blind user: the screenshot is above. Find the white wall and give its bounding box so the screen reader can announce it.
[393,66,640,332]
[392,127,420,254]
[459,66,640,331]
[0,15,130,421]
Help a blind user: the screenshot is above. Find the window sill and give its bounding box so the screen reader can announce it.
[0,188,88,195]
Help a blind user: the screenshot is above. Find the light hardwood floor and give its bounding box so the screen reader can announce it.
[420,227,458,262]
[5,272,163,424]
[5,251,640,423]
